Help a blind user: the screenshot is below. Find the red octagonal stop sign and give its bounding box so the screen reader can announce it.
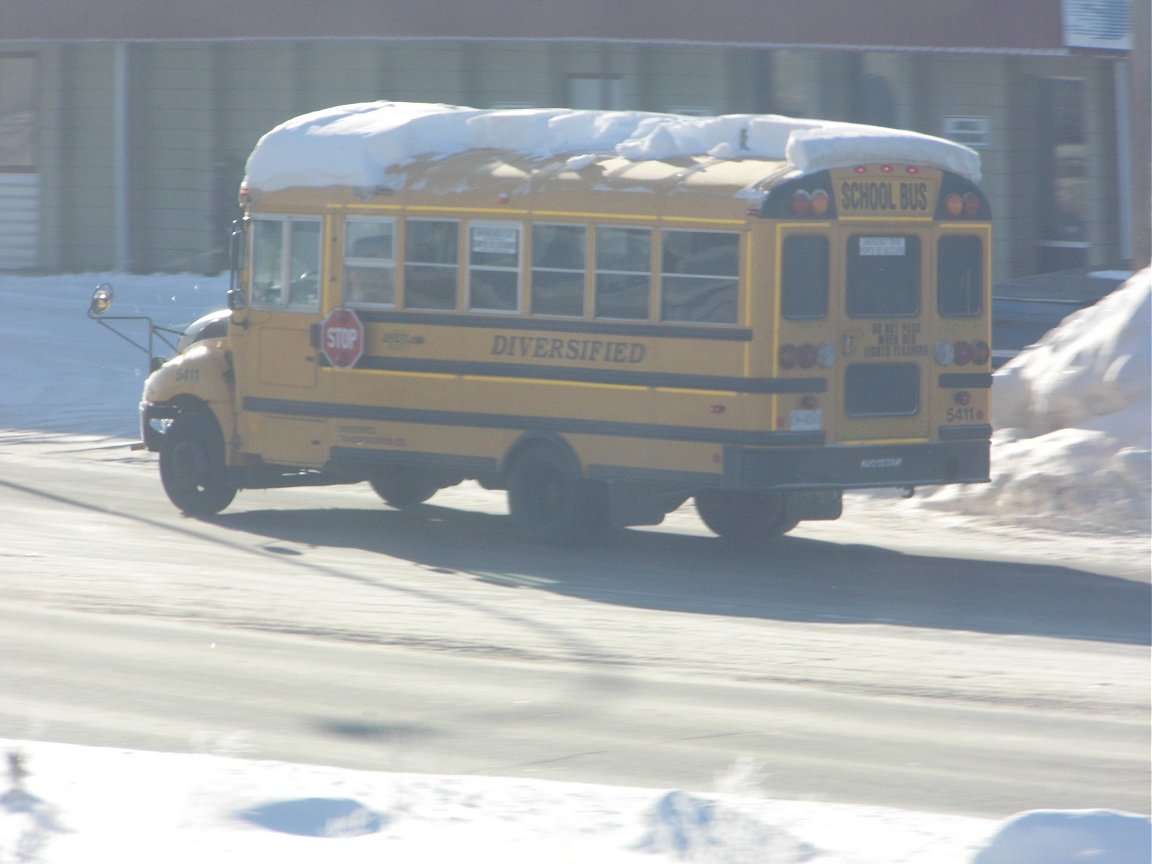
[320,307,364,368]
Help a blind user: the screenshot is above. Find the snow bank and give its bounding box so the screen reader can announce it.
[3,740,1148,864]
[920,269,1151,532]
[244,101,981,193]
[972,810,1152,864]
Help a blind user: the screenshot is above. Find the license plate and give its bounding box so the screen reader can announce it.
[790,409,823,431]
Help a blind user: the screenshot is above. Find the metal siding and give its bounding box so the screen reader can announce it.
[0,174,39,269]
[2,1,1069,52]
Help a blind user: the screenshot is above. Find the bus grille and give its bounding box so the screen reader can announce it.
[845,363,920,417]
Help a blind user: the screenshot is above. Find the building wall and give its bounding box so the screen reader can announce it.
[7,38,1136,279]
[39,44,120,271]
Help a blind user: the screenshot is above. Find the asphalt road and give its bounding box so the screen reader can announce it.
[1,432,1148,818]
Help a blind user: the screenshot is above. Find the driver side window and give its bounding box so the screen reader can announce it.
[250,217,322,310]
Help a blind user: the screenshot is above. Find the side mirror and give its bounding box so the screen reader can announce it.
[89,284,114,316]
[227,287,246,311]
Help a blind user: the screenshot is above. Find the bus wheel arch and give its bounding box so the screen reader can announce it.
[503,435,606,544]
[158,399,237,516]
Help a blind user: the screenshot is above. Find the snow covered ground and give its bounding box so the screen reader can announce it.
[0,269,1148,862]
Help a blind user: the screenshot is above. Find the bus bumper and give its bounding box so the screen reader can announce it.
[140,400,178,452]
[727,437,991,490]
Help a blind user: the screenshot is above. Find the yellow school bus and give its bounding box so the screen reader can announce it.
[139,103,992,543]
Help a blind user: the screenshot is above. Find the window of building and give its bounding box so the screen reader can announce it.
[250,217,321,310]
[1037,78,1088,271]
[404,220,459,311]
[344,218,395,307]
[942,117,992,150]
[595,226,651,320]
[531,224,586,317]
[468,221,521,312]
[0,55,35,170]
[660,230,739,324]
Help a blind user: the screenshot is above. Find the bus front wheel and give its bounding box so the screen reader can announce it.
[370,468,439,508]
[506,447,604,544]
[693,490,798,544]
[158,409,237,516]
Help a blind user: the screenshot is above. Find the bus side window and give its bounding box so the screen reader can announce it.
[595,226,651,320]
[251,219,285,307]
[345,218,395,307]
[469,222,521,312]
[937,235,983,317]
[660,230,739,324]
[287,220,321,308]
[531,224,586,317]
[781,235,829,319]
[250,217,321,310]
[404,220,459,311]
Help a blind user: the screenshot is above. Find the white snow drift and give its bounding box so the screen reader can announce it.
[243,101,982,195]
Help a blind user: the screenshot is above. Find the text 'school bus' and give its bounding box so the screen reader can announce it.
[136,102,992,544]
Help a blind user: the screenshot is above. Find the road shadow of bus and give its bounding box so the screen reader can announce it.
[206,497,1150,648]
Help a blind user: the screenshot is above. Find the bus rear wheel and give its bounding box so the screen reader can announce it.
[693,490,798,544]
[506,447,604,545]
[159,409,236,516]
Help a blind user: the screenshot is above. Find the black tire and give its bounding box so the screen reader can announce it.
[369,468,439,508]
[506,447,604,545]
[693,490,798,544]
[158,409,237,516]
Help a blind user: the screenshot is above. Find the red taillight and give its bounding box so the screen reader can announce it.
[963,192,982,217]
[906,165,920,175]
[780,343,820,369]
[954,390,972,406]
[881,164,893,174]
[790,189,812,216]
[970,340,990,365]
[935,339,990,366]
[801,394,819,409]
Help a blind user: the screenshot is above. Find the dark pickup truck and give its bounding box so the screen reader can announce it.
[992,268,1130,367]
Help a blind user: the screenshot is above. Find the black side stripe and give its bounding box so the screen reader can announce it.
[321,355,826,394]
[355,310,753,341]
[243,397,826,447]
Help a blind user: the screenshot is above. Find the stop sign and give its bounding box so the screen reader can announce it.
[320,308,365,368]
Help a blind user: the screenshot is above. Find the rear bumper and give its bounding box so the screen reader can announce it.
[728,437,990,490]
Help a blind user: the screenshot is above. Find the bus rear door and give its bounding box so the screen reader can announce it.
[831,226,934,446]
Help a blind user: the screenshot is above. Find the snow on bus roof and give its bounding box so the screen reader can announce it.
[243,101,981,194]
